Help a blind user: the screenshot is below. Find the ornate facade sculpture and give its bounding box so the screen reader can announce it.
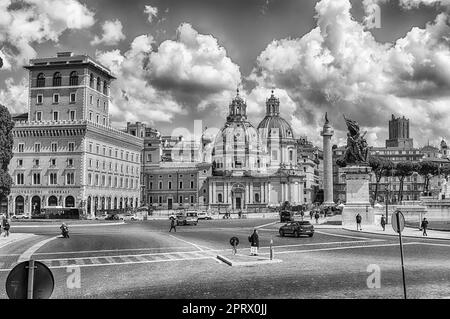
[337,115,370,167]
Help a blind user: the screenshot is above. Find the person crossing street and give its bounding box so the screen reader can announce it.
[356,213,362,231]
[169,217,177,232]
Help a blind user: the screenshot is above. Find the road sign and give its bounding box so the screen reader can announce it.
[229,237,239,247]
[391,210,405,233]
[391,210,407,299]
[5,260,54,299]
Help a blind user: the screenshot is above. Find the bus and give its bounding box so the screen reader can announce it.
[33,206,83,219]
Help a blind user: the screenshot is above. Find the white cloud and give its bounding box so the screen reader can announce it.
[0,0,95,68]
[0,77,28,114]
[249,0,450,147]
[96,23,241,126]
[91,19,125,46]
[144,5,158,23]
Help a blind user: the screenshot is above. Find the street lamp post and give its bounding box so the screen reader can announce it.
[385,184,389,224]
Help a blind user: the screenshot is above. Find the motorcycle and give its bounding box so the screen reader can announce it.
[61,225,70,238]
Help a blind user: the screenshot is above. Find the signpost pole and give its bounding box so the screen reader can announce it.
[26,259,35,299]
[270,238,273,260]
[396,211,407,299]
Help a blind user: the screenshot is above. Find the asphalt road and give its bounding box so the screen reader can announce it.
[1,218,450,299]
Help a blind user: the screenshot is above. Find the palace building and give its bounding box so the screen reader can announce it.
[204,90,305,211]
[6,52,142,217]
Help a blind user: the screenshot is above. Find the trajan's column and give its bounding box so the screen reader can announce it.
[321,113,334,206]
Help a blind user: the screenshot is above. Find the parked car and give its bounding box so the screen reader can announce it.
[279,221,314,237]
[12,215,31,219]
[95,213,108,220]
[280,210,294,223]
[105,214,120,220]
[197,211,212,220]
[176,211,198,226]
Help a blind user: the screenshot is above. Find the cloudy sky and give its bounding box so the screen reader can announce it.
[0,0,449,148]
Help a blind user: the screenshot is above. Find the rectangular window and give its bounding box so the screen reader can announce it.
[179,181,183,189]
[49,173,58,185]
[51,143,57,153]
[66,173,75,185]
[18,143,24,153]
[68,142,75,152]
[89,112,93,121]
[34,143,41,153]
[36,112,42,121]
[53,111,58,121]
[190,181,194,189]
[53,94,59,104]
[17,159,23,166]
[190,196,194,204]
[17,173,24,185]
[168,181,172,190]
[69,110,76,120]
[51,158,56,166]
[33,173,41,185]
[147,154,152,162]
[34,159,40,166]
[90,95,93,105]
[70,92,76,103]
[36,94,43,104]
[102,117,106,126]
[68,158,74,166]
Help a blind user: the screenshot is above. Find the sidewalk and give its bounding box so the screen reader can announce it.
[343,224,450,241]
[0,233,37,249]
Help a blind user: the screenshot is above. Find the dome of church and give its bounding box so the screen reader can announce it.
[257,91,295,140]
[211,90,267,173]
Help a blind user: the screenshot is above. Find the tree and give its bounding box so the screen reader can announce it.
[394,161,418,203]
[441,164,450,177]
[0,104,15,218]
[369,156,394,204]
[417,161,440,194]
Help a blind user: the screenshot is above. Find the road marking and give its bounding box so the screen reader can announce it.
[411,242,450,248]
[29,246,194,256]
[11,222,125,228]
[17,236,59,263]
[0,234,37,249]
[316,230,372,240]
[255,221,278,229]
[258,242,417,256]
[268,239,384,250]
[167,234,213,251]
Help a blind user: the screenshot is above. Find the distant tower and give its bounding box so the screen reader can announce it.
[321,113,334,206]
[386,114,414,148]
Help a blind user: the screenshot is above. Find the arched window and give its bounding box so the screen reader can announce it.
[48,196,58,206]
[15,196,24,215]
[69,71,79,86]
[103,81,108,95]
[90,73,94,88]
[36,73,45,87]
[65,196,75,207]
[53,72,62,86]
[97,77,101,91]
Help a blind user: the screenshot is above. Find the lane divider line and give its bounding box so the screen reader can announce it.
[17,236,59,263]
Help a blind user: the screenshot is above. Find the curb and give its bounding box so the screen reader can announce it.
[10,222,125,228]
[342,227,450,241]
[216,254,282,266]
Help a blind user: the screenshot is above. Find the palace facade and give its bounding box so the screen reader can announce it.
[6,52,142,217]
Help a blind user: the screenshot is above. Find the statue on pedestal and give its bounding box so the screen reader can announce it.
[337,115,370,167]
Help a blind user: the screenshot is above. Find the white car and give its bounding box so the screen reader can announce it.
[197,211,212,220]
[123,213,143,221]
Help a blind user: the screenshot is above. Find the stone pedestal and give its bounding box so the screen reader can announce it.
[341,165,374,226]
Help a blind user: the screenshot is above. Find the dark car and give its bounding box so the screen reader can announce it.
[105,214,120,220]
[279,221,314,238]
[280,210,294,223]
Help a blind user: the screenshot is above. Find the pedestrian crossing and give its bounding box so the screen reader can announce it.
[32,250,215,269]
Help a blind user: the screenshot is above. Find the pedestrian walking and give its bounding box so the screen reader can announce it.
[421,218,428,236]
[356,213,362,231]
[238,210,242,219]
[300,210,304,221]
[314,211,320,224]
[380,216,386,231]
[248,229,259,256]
[169,217,177,232]
[3,219,10,237]
[309,210,313,220]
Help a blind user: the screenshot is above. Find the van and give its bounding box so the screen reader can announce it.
[176,211,199,226]
[280,210,294,223]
